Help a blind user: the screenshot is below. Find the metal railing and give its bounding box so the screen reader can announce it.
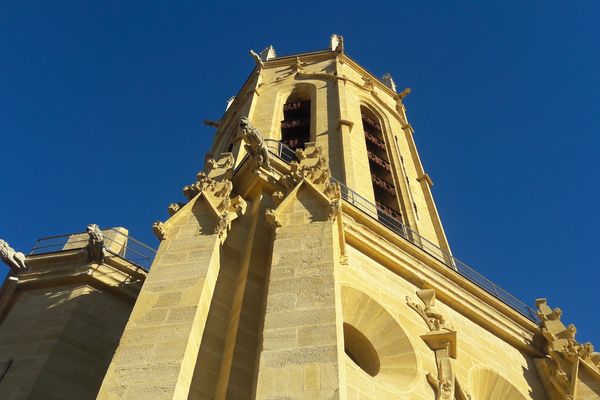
[267,140,538,322]
[29,228,156,271]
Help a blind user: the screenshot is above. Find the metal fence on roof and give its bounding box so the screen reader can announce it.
[266,139,538,322]
[29,228,156,271]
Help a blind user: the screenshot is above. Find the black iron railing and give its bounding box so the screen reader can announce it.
[29,228,156,271]
[267,140,538,322]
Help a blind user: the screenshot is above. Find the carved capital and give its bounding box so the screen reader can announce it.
[0,239,27,274]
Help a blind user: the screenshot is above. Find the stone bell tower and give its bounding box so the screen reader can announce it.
[96,35,600,400]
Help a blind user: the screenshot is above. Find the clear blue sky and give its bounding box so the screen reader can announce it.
[1,1,598,344]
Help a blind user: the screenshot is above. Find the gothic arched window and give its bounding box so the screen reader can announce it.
[361,106,403,226]
[281,93,311,150]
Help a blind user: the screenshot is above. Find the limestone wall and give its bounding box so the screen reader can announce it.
[341,244,547,399]
[0,283,133,399]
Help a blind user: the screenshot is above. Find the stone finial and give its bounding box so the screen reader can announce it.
[330,34,344,53]
[85,224,107,263]
[259,45,277,61]
[381,73,397,92]
[0,239,27,274]
[237,117,272,172]
[225,96,235,111]
[249,50,264,67]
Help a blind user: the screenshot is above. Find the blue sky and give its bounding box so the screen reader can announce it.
[1,1,598,344]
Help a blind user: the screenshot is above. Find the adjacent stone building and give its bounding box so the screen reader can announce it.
[0,35,599,399]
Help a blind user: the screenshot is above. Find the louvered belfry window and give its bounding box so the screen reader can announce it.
[281,99,311,151]
[361,107,403,224]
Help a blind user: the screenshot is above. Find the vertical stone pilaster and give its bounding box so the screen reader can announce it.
[255,187,345,399]
[97,204,224,400]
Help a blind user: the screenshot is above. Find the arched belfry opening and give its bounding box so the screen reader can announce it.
[281,92,311,151]
[361,106,403,225]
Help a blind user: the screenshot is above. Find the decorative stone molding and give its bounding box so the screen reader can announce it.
[153,221,168,241]
[280,144,330,192]
[535,298,600,399]
[178,153,247,241]
[407,289,457,400]
[337,119,354,132]
[237,117,272,172]
[85,224,107,263]
[0,239,27,274]
[406,289,452,332]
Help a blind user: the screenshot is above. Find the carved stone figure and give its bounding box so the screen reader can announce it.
[265,209,282,228]
[168,202,185,216]
[203,119,221,128]
[330,34,344,52]
[535,298,600,399]
[237,117,271,171]
[153,221,168,241]
[249,50,264,67]
[85,224,107,263]
[0,239,27,274]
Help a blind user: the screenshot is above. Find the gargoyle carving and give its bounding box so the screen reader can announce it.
[535,298,600,399]
[406,289,452,332]
[153,221,168,241]
[249,50,264,67]
[328,199,341,220]
[237,117,271,172]
[265,208,282,228]
[168,202,185,216]
[0,239,27,274]
[85,224,107,263]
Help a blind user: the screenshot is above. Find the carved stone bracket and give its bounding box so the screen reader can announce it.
[85,224,107,264]
[0,239,27,274]
[407,289,457,400]
[264,208,282,228]
[535,298,600,399]
[406,289,453,332]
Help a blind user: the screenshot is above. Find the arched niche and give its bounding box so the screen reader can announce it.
[469,367,528,400]
[271,83,317,150]
[342,285,419,393]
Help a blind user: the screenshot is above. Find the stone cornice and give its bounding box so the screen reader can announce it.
[341,204,543,357]
[11,250,145,302]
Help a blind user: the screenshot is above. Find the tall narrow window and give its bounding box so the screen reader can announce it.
[361,107,403,225]
[281,94,311,150]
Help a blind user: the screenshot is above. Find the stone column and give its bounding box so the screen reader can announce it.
[255,185,346,399]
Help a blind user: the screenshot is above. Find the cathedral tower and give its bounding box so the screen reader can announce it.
[2,35,597,400]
